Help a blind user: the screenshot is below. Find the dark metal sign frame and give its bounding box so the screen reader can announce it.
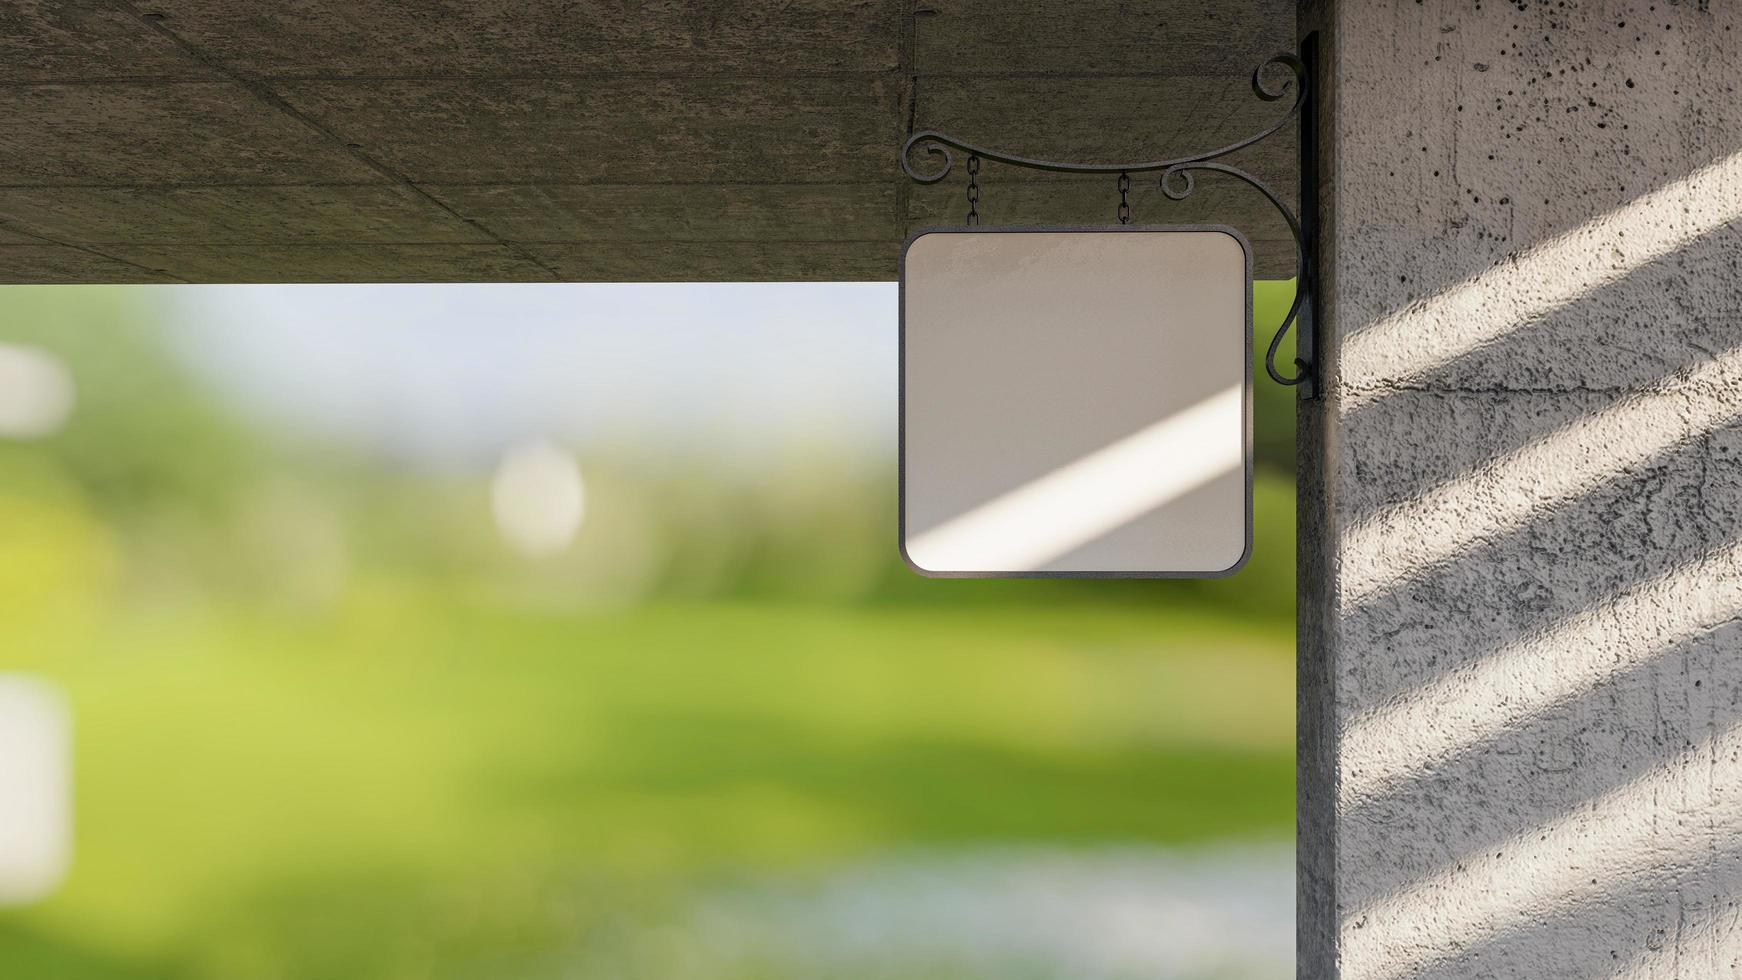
[899,224,1255,579]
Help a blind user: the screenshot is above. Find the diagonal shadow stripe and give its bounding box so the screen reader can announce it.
[1341,342,1742,609]
[1342,615,1742,912]
[1336,407,1729,716]
[1337,218,1742,530]
[1341,721,1742,980]
[1396,828,1742,980]
[1604,877,1742,980]
[1338,147,1742,393]
[1309,9,1742,978]
[1331,76,1742,342]
[1343,535,1742,809]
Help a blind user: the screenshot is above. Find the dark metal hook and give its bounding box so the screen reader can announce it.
[1162,162,1308,386]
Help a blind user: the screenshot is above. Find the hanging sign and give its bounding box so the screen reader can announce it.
[900,226,1252,578]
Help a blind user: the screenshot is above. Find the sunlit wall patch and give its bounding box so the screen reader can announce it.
[900,227,1252,579]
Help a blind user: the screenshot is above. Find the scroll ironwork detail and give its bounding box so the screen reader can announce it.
[899,54,1313,389]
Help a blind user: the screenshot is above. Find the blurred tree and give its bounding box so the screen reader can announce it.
[0,287,255,519]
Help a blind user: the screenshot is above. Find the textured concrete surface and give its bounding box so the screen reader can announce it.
[1301,0,1742,977]
[0,0,1293,283]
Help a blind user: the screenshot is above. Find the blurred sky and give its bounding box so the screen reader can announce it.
[155,283,898,469]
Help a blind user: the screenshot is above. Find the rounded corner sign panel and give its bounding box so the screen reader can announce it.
[899,226,1253,579]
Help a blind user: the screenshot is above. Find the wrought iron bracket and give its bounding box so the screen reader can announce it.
[899,40,1322,399]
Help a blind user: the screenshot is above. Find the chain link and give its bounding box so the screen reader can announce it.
[965,154,981,225]
[1117,171,1131,225]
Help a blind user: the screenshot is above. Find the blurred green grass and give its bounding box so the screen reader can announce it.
[0,283,1298,979]
[6,598,1291,979]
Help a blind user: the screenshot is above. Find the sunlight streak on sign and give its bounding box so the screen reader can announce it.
[905,385,1243,573]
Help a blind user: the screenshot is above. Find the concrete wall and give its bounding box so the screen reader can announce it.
[1300,0,1742,977]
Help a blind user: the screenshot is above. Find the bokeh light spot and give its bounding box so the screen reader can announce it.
[0,343,74,439]
[491,438,586,556]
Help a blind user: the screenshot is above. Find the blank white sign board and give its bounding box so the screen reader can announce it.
[901,227,1251,577]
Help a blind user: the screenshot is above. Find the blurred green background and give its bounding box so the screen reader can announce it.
[0,283,1296,980]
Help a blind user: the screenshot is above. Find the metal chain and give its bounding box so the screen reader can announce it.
[1117,171,1131,225]
[965,154,981,225]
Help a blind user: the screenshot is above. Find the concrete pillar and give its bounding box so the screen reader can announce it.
[1298,2,1742,977]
